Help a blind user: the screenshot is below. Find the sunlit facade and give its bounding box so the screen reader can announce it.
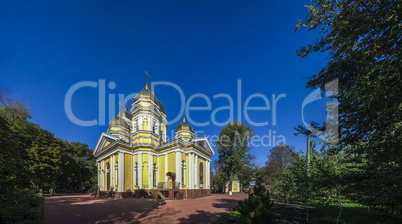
[93,83,214,198]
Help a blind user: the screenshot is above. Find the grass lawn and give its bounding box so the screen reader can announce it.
[310,200,402,224]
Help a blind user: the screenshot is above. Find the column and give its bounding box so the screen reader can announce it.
[111,155,114,187]
[101,160,105,191]
[164,154,168,182]
[188,153,193,189]
[206,160,210,189]
[175,152,182,188]
[156,157,159,187]
[138,153,142,189]
[97,162,100,189]
[132,153,135,190]
[118,152,124,192]
[149,153,153,188]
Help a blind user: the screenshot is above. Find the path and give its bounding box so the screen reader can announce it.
[44,193,247,224]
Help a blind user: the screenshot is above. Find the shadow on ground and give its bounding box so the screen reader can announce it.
[45,193,247,224]
[45,194,168,224]
[272,202,325,224]
[178,210,227,224]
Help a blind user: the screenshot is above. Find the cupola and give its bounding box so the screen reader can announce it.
[175,118,194,141]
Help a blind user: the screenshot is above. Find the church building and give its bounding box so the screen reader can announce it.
[93,82,214,198]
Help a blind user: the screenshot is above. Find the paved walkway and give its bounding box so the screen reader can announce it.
[44,193,247,224]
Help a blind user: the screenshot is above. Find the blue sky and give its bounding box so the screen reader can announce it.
[0,0,329,166]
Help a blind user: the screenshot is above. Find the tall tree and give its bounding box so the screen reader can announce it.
[27,129,64,190]
[263,144,295,184]
[297,0,402,211]
[217,121,253,192]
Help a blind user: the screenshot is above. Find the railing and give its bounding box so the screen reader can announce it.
[157,182,181,189]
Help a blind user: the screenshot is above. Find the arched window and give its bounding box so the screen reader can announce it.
[143,162,148,187]
[154,121,159,134]
[153,163,157,187]
[161,126,166,142]
[134,162,138,186]
[181,160,186,187]
[199,162,204,188]
[114,161,118,185]
[133,118,138,132]
[142,117,148,130]
[106,162,111,191]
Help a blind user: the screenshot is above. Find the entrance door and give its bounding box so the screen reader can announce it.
[106,163,110,191]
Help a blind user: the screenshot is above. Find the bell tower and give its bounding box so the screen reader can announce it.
[130,83,167,148]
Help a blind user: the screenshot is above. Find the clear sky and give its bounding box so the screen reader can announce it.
[0,0,329,166]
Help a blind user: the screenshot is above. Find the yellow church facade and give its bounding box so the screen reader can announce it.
[93,83,214,198]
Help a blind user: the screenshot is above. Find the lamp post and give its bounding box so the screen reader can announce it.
[295,132,312,178]
[295,131,312,222]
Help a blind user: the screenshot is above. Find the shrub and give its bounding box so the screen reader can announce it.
[0,189,45,224]
[235,184,274,224]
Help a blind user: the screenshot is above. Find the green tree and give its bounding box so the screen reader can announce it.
[217,121,253,193]
[297,0,402,211]
[237,154,258,190]
[27,129,64,190]
[263,144,295,184]
[0,91,45,223]
[236,183,274,224]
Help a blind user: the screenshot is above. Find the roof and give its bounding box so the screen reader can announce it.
[175,118,194,132]
[133,84,166,114]
[109,110,132,128]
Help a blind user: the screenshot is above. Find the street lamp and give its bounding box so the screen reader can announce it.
[295,131,313,222]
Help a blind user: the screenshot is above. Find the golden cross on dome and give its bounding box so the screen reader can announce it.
[118,101,127,111]
[144,71,151,83]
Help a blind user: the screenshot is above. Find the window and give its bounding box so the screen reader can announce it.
[133,118,138,132]
[153,163,157,187]
[115,162,118,185]
[135,162,138,186]
[199,162,204,188]
[181,160,186,186]
[142,117,148,130]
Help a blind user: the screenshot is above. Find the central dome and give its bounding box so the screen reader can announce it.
[133,83,166,114]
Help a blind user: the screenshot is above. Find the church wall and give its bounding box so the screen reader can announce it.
[124,153,132,191]
[167,152,175,173]
[111,155,115,191]
[158,155,165,182]
[158,145,179,154]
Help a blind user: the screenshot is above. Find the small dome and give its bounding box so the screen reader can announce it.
[133,84,166,114]
[176,118,194,132]
[118,110,132,120]
[109,115,129,129]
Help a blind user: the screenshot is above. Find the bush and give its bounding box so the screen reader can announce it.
[236,185,274,224]
[1,189,45,224]
[215,211,242,224]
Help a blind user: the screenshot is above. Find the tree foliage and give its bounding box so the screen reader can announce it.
[262,144,295,184]
[236,183,274,224]
[273,142,347,206]
[0,91,96,223]
[217,121,253,191]
[297,0,402,212]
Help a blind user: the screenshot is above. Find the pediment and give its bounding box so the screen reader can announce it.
[193,137,215,156]
[93,132,119,156]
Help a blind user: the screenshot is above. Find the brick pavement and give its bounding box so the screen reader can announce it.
[44,193,247,224]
